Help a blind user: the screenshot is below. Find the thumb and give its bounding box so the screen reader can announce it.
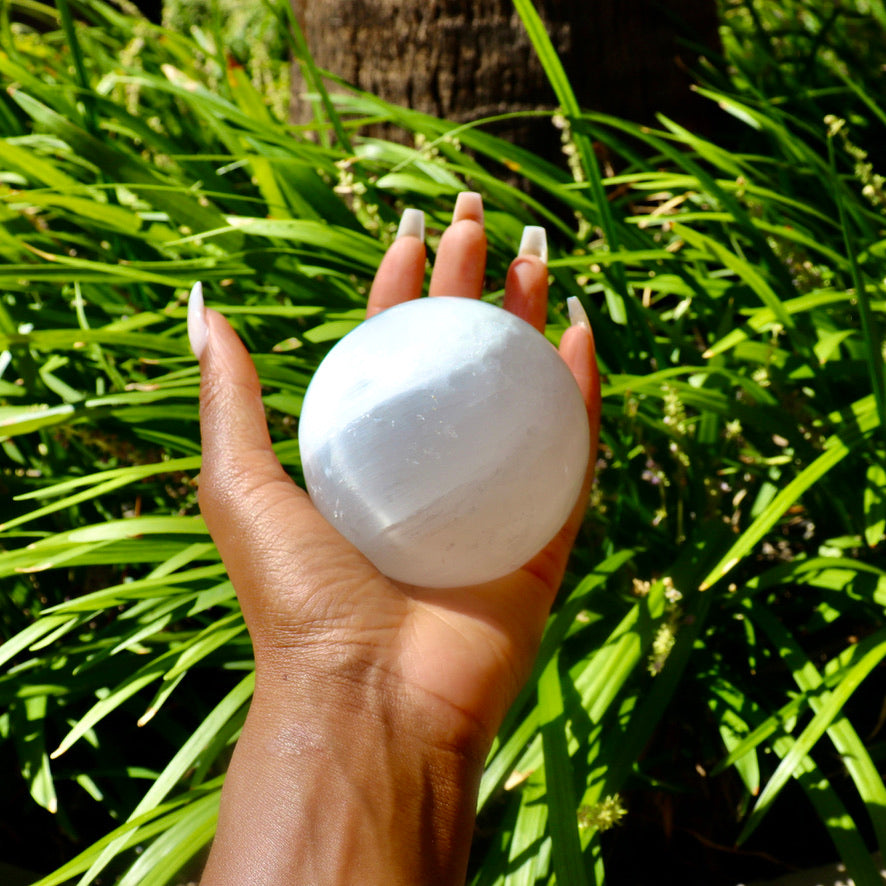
[187,284,321,624]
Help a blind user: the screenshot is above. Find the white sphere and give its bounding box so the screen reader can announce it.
[298,297,589,587]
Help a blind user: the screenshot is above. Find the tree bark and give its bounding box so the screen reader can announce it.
[290,0,721,157]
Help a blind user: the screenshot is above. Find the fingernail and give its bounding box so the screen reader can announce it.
[187,281,209,360]
[452,191,484,224]
[519,225,548,264]
[567,296,591,331]
[397,208,425,241]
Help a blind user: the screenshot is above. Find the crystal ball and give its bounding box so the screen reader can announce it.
[298,296,589,587]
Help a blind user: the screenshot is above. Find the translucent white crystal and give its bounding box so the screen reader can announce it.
[298,297,589,588]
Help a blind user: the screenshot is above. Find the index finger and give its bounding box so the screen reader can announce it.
[366,209,427,318]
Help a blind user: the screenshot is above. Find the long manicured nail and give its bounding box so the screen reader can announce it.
[397,208,425,241]
[519,225,548,264]
[452,191,484,224]
[187,281,209,360]
[567,296,591,331]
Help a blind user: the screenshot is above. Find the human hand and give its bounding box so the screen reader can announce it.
[193,192,600,885]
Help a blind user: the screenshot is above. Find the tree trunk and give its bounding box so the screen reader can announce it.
[290,0,721,159]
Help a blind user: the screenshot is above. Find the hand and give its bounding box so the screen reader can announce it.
[193,193,600,885]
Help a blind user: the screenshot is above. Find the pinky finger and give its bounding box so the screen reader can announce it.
[559,298,601,447]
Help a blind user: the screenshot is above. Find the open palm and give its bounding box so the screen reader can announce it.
[193,193,600,762]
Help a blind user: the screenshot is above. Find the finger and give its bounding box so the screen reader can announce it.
[503,226,549,333]
[560,297,601,447]
[188,283,294,510]
[428,192,487,299]
[554,299,602,544]
[366,209,427,318]
[187,284,333,625]
[521,300,601,593]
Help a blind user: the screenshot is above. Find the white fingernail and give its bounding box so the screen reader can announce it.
[567,296,591,331]
[519,225,548,264]
[187,281,209,360]
[453,191,484,223]
[397,208,425,242]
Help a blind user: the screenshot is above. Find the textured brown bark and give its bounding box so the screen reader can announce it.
[291,0,720,158]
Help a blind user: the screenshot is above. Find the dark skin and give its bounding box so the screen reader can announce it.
[194,193,601,885]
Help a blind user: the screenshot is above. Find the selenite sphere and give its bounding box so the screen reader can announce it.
[298,296,589,588]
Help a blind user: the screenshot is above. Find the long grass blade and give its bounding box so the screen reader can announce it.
[539,654,589,886]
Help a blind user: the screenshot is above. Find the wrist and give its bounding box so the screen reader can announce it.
[255,640,492,759]
[201,653,485,885]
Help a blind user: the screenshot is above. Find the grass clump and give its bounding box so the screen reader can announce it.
[0,0,885,883]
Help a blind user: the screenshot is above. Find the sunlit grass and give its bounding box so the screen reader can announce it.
[1,0,885,883]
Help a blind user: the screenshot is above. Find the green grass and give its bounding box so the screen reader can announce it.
[1,0,885,882]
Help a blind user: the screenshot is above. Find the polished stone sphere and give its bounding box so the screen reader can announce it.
[298,297,589,587]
